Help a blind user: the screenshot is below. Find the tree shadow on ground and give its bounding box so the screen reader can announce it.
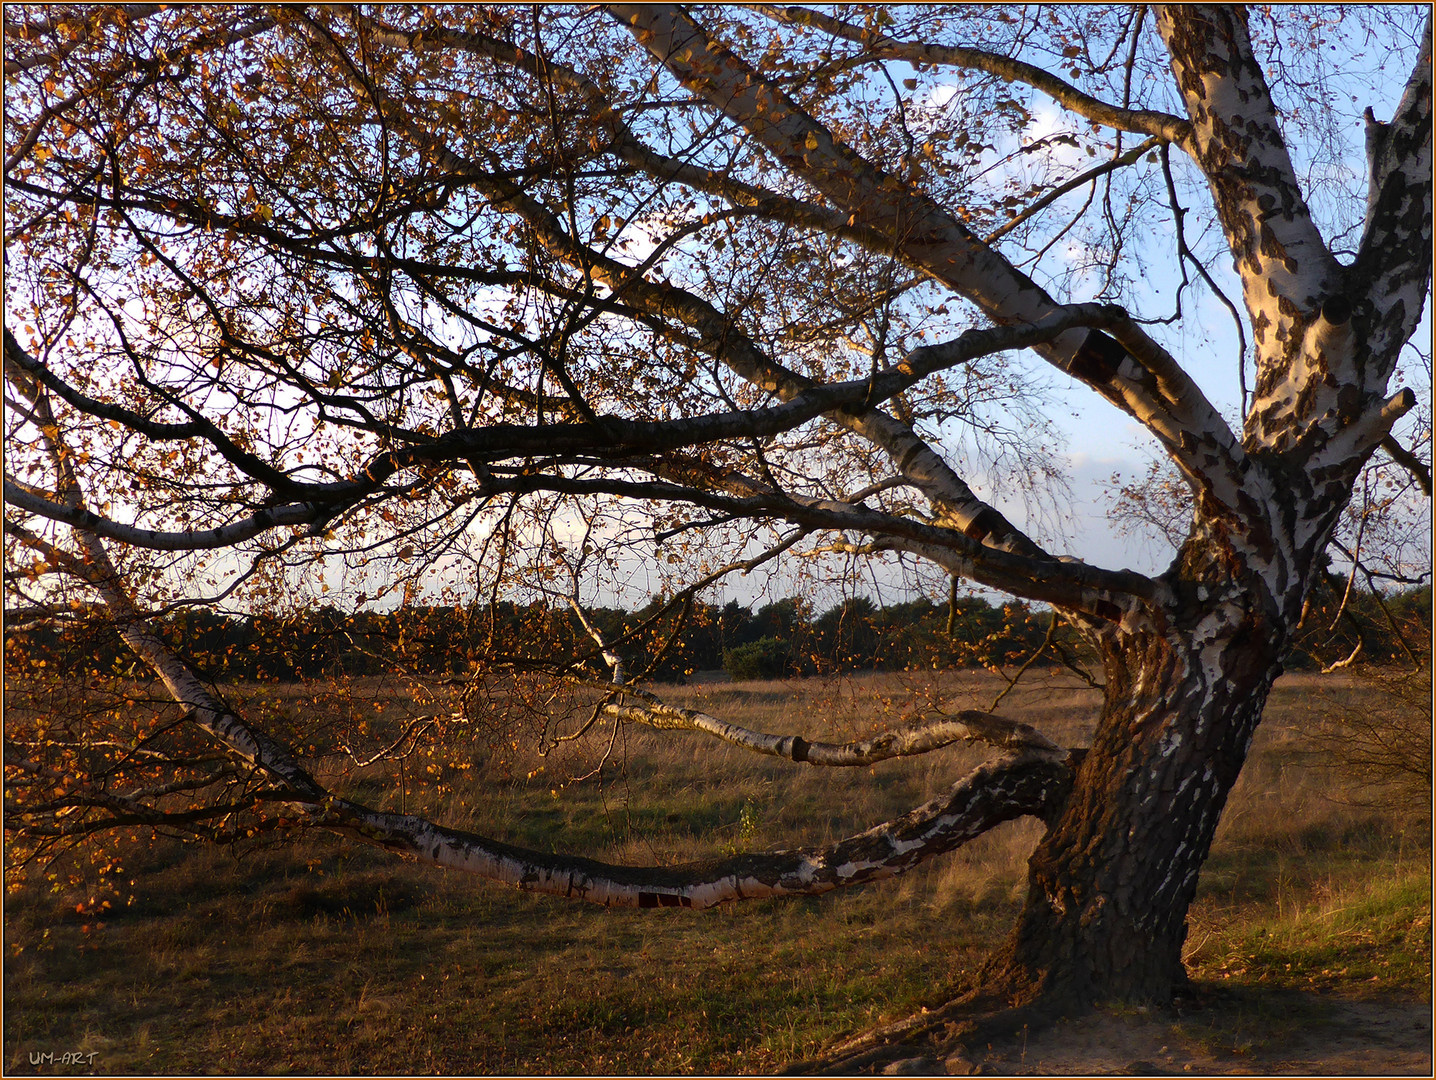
[784,983,1433,1075]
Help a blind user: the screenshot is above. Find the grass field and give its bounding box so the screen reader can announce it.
[3,669,1430,1074]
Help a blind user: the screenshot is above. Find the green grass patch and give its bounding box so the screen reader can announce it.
[1189,868,1432,998]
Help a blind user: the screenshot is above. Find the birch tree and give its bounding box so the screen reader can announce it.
[4,4,1430,1063]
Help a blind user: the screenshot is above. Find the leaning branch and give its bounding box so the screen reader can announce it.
[471,469,1157,620]
[4,303,1130,554]
[985,136,1165,244]
[4,328,306,496]
[305,18,1059,569]
[33,518,1079,910]
[13,363,1081,910]
[611,5,1252,532]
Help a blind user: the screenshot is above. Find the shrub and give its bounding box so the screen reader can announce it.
[721,637,792,681]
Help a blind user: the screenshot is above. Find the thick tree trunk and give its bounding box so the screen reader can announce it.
[982,555,1288,1008]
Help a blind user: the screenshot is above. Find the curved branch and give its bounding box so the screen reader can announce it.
[297,12,1051,566]
[311,748,1075,909]
[4,303,1133,548]
[604,687,1063,766]
[3,478,331,550]
[986,136,1165,244]
[13,372,1080,912]
[750,5,1193,145]
[359,14,878,248]
[470,470,1156,618]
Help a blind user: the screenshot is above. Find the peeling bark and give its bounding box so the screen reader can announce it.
[984,564,1285,1004]
[315,749,1075,910]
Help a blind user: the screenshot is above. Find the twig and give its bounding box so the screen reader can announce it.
[989,609,1059,712]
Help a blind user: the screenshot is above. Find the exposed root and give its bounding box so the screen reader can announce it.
[779,1005,951,1075]
[779,988,1076,1075]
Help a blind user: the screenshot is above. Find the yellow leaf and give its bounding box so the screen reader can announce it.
[804,131,820,151]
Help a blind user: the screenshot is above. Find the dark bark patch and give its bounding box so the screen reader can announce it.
[963,507,997,543]
[1336,383,1362,421]
[1069,329,1126,384]
[1092,599,1124,623]
[1320,294,1353,325]
[1293,378,1320,421]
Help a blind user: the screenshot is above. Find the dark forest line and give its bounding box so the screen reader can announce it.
[7,579,1427,686]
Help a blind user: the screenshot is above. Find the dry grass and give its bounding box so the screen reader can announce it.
[3,668,1429,1074]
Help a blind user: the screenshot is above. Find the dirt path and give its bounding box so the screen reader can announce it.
[931,994,1432,1076]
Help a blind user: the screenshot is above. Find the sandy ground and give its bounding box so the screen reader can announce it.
[876,994,1432,1076]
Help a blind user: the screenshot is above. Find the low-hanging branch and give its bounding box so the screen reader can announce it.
[310,748,1075,909]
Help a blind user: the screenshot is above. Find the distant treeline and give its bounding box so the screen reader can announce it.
[6,580,1427,685]
[7,593,1063,684]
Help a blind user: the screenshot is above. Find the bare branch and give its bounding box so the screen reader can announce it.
[986,136,1165,245]
[1379,435,1433,498]
[605,686,1063,766]
[4,328,307,496]
[749,5,1193,145]
[3,478,331,550]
